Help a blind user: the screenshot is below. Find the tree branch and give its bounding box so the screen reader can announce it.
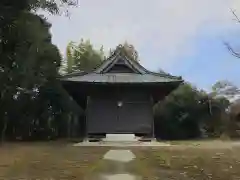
[224,9,240,58]
[224,42,240,58]
[231,9,240,23]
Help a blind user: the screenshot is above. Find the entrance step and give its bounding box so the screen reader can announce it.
[139,137,155,142]
[88,138,102,142]
[87,134,105,142]
[102,134,138,142]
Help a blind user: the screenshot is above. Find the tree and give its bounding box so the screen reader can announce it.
[154,83,207,139]
[211,80,240,101]
[61,41,141,74]
[197,81,233,137]
[62,39,105,73]
[110,42,139,61]
[154,82,231,140]
[64,41,76,74]
[0,0,78,141]
[0,13,63,141]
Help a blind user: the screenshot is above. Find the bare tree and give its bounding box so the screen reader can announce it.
[224,9,240,58]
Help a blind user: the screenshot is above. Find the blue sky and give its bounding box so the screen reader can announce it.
[170,29,240,91]
[45,0,240,91]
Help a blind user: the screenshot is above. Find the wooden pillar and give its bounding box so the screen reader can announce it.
[85,96,90,141]
[150,95,155,139]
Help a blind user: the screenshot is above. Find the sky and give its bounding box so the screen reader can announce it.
[45,0,240,91]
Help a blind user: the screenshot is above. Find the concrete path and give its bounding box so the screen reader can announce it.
[74,141,170,147]
[74,134,170,147]
[103,150,136,162]
[87,149,141,180]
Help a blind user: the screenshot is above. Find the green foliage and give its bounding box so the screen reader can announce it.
[212,80,240,99]
[65,41,75,74]
[110,42,139,61]
[0,0,79,141]
[0,0,237,142]
[61,41,140,74]
[154,83,231,140]
[62,39,105,73]
[154,84,204,139]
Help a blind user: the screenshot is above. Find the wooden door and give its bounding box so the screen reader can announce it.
[116,90,153,134]
[87,88,153,135]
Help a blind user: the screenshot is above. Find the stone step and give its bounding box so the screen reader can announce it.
[139,137,155,142]
[103,134,138,142]
[88,138,102,142]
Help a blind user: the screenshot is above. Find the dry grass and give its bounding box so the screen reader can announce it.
[1,141,240,180]
[0,142,109,180]
[132,144,240,180]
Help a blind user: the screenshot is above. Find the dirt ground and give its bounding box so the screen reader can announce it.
[0,142,109,179]
[132,141,240,180]
[1,141,240,180]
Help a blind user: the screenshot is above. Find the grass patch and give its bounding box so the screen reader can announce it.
[0,142,109,179]
[130,147,157,180]
[2,141,240,179]
[166,139,222,146]
[134,146,240,179]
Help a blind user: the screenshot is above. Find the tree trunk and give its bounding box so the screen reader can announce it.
[67,114,71,138]
[1,117,8,144]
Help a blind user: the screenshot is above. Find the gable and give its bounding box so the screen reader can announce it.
[107,64,136,73]
[102,57,141,74]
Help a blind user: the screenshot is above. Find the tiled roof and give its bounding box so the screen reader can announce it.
[61,72,182,84]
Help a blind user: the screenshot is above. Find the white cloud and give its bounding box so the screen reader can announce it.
[45,0,240,69]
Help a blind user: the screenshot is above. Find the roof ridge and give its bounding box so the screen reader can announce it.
[101,53,143,74]
[93,50,122,73]
[60,71,87,78]
[146,70,182,80]
[122,55,182,80]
